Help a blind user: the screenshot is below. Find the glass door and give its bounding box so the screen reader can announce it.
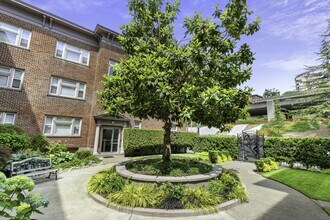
[101,127,120,153]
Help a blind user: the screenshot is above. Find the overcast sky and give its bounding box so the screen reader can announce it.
[24,0,330,95]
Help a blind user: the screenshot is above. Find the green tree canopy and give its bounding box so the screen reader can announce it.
[263,88,280,98]
[99,0,260,161]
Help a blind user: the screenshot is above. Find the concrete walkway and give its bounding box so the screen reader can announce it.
[31,161,329,220]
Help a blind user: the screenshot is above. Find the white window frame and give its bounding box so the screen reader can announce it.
[108,59,119,76]
[43,116,82,137]
[0,112,16,125]
[0,66,24,90]
[55,41,90,66]
[134,120,142,129]
[49,76,86,100]
[0,21,31,49]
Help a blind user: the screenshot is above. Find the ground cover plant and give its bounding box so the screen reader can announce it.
[88,167,247,210]
[254,157,278,172]
[263,168,330,201]
[125,158,212,176]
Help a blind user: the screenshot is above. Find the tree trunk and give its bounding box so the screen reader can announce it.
[162,122,172,162]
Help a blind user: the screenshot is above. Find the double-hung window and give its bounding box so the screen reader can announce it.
[55,41,90,65]
[43,116,82,136]
[49,77,86,99]
[0,112,16,124]
[108,60,119,76]
[0,21,31,48]
[0,66,24,89]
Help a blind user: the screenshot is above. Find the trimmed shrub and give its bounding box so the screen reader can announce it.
[31,134,48,152]
[0,133,31,152]
[75,149,92,159]
[192,136,238,159]
[0,124,25,134]
[209,151,219,164]
[264,137,330,168]
[254,157,278,172]
[123,128,198,156]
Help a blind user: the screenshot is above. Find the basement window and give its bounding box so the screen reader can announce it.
[0,112,16,125]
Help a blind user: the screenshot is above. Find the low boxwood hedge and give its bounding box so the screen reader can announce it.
[123,128,198,156]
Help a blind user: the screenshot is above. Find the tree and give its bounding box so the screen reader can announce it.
[99,0,260,161]
[263,88,280,98]
[304,20,330,91]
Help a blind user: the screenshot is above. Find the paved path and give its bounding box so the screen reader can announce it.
[31,161,329,220]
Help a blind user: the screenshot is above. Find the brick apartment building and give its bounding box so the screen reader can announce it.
[0,0,180,155]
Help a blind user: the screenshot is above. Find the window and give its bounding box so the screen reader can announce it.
[0,21,31,49]
[43,116,82,136]
[134,120,141,129]
[0,112,16,124]
[55,41,90,65]
[49,77,86,99]
[0,66,24,89]
[171,124,178,131]
[108,60,119,76]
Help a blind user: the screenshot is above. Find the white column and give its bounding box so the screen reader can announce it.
[267,100,275,122]
[93,125,101,155]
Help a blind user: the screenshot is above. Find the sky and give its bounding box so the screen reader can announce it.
[24,0,330,95]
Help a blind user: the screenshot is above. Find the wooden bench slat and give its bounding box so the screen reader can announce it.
[23,169,58,177]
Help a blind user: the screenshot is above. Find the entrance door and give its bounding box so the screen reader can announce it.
[101,127,120,153]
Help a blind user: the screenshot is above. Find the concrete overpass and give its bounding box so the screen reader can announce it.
[248,92,329,121]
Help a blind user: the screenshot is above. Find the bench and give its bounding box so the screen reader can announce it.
[9,157,58,180]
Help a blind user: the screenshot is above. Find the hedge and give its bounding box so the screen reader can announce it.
[191,136,238,159]
[0,133,32,152]
[123,128,198,156]
[264,137,330,168]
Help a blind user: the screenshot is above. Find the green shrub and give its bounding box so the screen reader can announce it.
[192,136,238,159]
[108,184,163,208]
[0,146,11,169]
[49,152,74,165]
[182,186,220,210]
[123,128,198,156]
[46,142,68,154]
[31,134,48,152]
[56,156,101,169]
[88,173,125,197]
[75,149,92,159]
[228,184,248,202]
[254,157,278,172]
[264,137,330,168]
[209,150,219,163]
[0,133,31,152]
[0,172,48,219]
[0,124,25,134]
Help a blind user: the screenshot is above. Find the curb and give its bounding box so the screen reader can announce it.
[89,192,241,217]
[116,159,222,184]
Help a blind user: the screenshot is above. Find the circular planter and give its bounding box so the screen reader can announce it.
[116,158,222,184]
[89,192,241,217]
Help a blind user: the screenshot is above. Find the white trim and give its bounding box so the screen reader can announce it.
[0,112,16,124]
[49,76,86,100]
[0,21,31,49]
[43,116,82,137]
[55,41,90,66]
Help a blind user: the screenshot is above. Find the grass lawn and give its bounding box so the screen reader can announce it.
[324,207,330,215]
[263,168,330,201]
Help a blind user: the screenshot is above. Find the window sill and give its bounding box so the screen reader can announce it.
[0,42,31,51]
[44,135,81,138]
[47,94,86,102]
[0,87,23,92]
[53,56,90,68]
